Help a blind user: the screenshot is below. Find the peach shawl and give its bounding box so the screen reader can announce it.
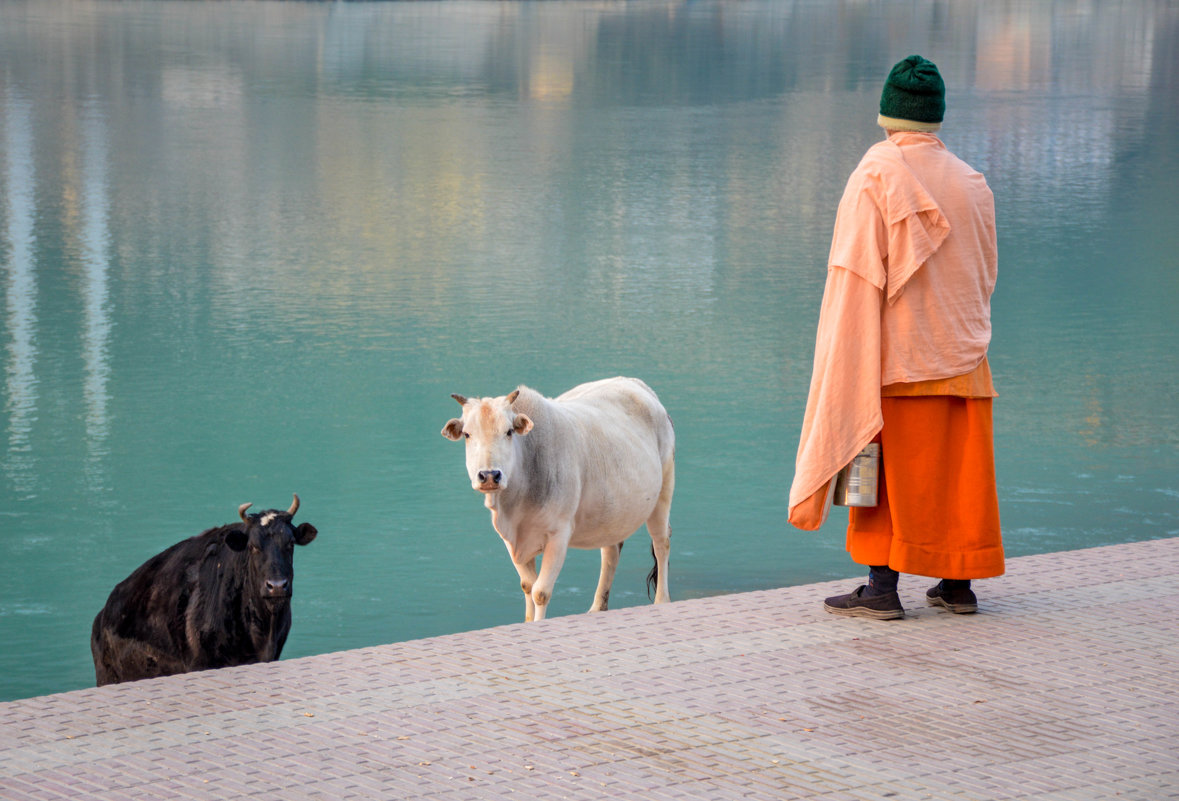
[788,133,997,528]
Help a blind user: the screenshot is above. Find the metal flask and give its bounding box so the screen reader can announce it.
[832,443,880,507]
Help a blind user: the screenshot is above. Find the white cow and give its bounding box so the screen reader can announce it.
[442,377,675,622]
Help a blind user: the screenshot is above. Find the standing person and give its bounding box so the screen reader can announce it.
[788,55,1003,619]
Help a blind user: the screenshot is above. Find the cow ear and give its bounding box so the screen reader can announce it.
[506,389,520,404]
[225,528,248,552]
[294,523,318,546]
[513,413,533,436]
[441,418,464,440]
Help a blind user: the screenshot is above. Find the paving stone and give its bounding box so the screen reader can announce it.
[1,539,1177,799]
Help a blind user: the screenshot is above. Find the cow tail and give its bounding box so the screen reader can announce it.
[646,544,658,600]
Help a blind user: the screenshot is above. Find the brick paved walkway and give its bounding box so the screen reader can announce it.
[2,538,1177,800]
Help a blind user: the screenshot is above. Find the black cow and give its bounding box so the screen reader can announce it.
[91,494,318,686]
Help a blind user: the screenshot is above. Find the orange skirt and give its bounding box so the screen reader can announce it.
[847,396,1004,579]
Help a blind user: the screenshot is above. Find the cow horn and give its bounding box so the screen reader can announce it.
[451,393,468,406]
[288,493,300,518]
[238,503,253,522]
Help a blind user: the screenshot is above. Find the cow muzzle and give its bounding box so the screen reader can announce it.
[263,578,292,600]
[476,469,504,492]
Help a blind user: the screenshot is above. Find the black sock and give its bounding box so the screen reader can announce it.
[940,578,971,592]
[866,565,899,596]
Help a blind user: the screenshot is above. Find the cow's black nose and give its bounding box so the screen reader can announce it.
[266,578,290,595]
[478,469,502,485]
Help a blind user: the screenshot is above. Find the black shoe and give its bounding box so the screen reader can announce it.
[823,585,904,620]
[926,581,978,614]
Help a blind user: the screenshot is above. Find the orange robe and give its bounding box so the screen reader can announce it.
[847,394,1003,579]
[788,132,1003,579]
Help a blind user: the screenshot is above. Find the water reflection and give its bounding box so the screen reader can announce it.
[959,5,1158,226]
[80,103,112,486]
[2,94,37,497]
[162,66,244,112]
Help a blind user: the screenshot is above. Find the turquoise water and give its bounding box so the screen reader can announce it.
[1,0,1176,701]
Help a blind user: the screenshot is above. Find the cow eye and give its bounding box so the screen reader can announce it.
[506,430,513,438]
[463,432,470,439]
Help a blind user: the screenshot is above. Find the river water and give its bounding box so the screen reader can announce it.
[1,0,1176,701]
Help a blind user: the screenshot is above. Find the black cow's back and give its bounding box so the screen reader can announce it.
[92,532,215,685]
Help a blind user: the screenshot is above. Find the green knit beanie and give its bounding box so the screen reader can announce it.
[877,55,944,132]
